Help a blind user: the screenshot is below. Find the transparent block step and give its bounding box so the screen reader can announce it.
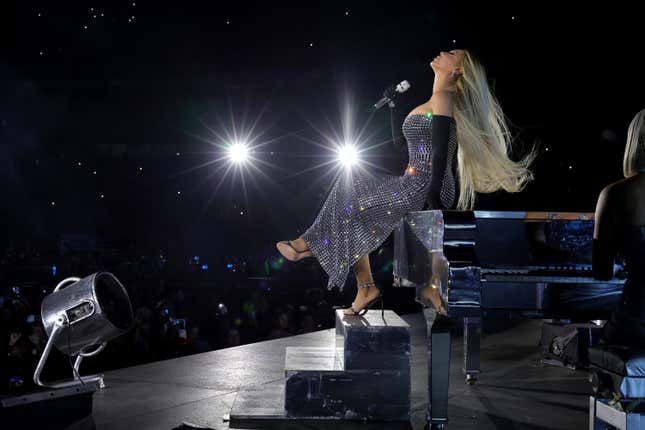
[284,346,409,420]
[334,309,411,371]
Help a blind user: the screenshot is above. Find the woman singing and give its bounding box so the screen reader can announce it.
[277,49,535,315]
[593,108,645,345]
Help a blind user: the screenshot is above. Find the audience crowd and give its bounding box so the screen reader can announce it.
[0,238,375,394]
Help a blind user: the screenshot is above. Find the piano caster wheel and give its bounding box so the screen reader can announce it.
[465,374,477,385]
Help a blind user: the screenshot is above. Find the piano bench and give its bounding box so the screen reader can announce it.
[589,345,645,429]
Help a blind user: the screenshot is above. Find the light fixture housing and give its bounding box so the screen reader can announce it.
[34,272,134,388]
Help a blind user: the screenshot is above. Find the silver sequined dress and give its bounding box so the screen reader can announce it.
[302,113,459,291]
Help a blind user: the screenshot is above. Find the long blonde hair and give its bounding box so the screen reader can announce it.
[623,108,645,177]
[452,50,536,210]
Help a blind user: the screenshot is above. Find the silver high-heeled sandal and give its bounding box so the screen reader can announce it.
[346,282,384,317]
[276,240,313,262]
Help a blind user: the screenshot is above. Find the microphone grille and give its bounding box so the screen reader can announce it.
[396,80,411,93]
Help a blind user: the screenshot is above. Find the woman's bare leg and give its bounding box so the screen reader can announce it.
[353,254,374,290]
[344,254,380,315]
[287,238,379,313]
[292,237,309,251]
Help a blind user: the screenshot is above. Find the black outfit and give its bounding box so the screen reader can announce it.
[601,225,645,345]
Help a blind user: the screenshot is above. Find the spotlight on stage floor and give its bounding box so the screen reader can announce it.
[227,141,250,164]
[337,143,359,168]
[34,272,134,389]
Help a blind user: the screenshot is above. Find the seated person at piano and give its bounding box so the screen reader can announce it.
[593,108,645,346]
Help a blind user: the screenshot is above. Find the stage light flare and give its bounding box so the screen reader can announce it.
[337,143,359,167]
[227,141,250,164]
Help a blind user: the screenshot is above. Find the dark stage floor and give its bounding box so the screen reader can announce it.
[92,312,593,429]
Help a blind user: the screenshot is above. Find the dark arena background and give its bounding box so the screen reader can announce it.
[1,2,644,430]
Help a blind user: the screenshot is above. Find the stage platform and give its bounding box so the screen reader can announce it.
[92,311,593,429]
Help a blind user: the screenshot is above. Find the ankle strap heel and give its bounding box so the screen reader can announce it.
[348,282,384,317]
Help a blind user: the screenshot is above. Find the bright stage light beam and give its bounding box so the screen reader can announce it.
[227,142,250,164]
[337,143,359,168]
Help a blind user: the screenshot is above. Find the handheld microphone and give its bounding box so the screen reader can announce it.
[373,80,411,110]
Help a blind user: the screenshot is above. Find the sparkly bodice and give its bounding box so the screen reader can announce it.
[402,113,456,175]
[401,113,459,209]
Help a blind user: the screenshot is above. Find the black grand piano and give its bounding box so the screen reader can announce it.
[392,210,626,429]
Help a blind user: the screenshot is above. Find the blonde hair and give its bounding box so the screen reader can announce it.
[452,50,536,210]
[623,108,645,177]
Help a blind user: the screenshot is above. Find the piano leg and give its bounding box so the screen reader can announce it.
[463,317,481,384]
[424,307,451,429]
